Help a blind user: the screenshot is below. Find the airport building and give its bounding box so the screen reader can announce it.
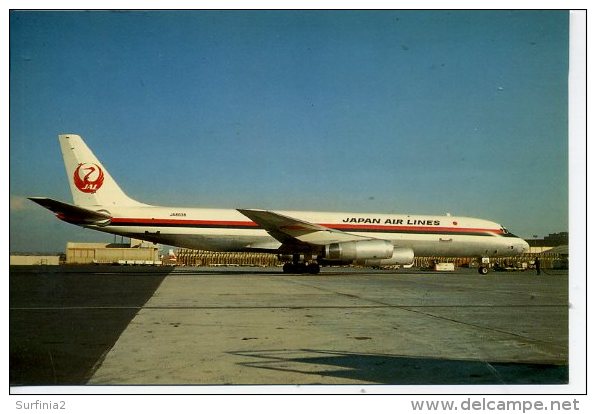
[9,255,61,266]
[527,232,569,253]
[65,240,160,265]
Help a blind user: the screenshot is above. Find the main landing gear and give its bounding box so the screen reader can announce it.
[280,253,321,274]
[282,262,321,274]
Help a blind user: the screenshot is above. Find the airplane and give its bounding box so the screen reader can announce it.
[29,134,530,275]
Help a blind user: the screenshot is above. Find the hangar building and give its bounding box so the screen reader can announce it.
[65,240,160,265]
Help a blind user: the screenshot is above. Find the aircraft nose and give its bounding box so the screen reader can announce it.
[518,239,530,254]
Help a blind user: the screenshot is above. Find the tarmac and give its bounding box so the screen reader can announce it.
[9,265,569,387]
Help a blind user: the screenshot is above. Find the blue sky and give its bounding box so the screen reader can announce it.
[9,10,569,253]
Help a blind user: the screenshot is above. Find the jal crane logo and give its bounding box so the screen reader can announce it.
[73,163,105,193]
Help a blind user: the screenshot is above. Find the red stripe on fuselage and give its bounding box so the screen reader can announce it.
[328,223,502,234]
[108,217,502,235]
[110,217,260,227]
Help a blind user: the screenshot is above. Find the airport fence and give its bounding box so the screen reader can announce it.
[176,249,282,267]
[414,253,567,270]
[175,250,567,270]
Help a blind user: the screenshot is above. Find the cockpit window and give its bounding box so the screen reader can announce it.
[501,226,510,234]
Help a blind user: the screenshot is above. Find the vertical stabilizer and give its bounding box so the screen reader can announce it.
[59,134,146,207]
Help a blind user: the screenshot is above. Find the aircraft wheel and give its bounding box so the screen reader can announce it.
[295,263,308,274]
[284,262,319,274]
[478,266,489,275]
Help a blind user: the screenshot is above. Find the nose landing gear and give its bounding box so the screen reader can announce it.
[477,256,491,275]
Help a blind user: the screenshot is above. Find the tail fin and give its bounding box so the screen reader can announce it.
[59,134,146,207]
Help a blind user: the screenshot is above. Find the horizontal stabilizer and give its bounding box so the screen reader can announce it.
[28,197,112,225]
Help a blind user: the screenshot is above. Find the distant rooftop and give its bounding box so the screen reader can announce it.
[526,232,569,247]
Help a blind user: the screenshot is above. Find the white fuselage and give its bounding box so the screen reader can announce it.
[81,205,529,258]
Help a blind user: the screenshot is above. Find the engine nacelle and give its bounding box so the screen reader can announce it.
[355,247,415,267]
[324,239,394,261]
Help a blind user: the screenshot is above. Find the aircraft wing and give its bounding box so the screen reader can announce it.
[28,197,112,225]
[237,208,373,246]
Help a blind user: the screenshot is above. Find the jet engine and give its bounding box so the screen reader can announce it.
[323,239,394,261]
[355,247,414,267]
